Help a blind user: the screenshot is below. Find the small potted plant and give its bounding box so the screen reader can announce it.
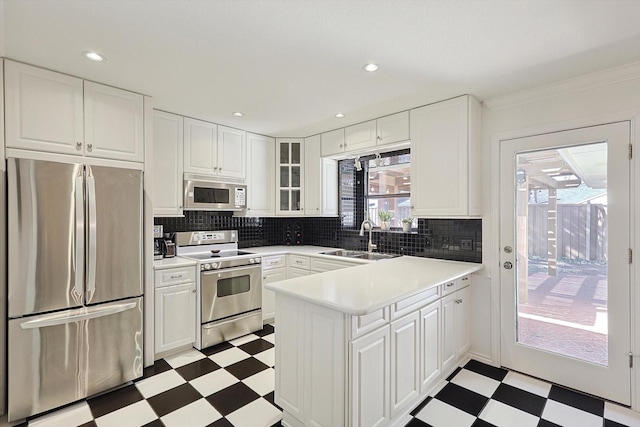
[378,210,393,231]
[402,217,414,232]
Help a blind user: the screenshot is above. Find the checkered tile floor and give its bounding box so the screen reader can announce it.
[6,326,640,427]
[407,359,640,427]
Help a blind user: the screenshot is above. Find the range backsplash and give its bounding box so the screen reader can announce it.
[155,212,482,263]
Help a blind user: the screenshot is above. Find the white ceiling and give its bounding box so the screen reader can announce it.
[1,0,639,137]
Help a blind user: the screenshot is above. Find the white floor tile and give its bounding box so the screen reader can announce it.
[161,399,222,427]
[479,400,539,427]
[253,348,275,367]
[226,398,282,427]
[451,369,501,397]
[415,398,476,427]
[94,400,157,427]
[135,369,186,398]
[230,334,260,346]
[502,371,552,398]
[164,348,206,368]
[262,334,275,344]
[243,368,275,396]
[542,399,603,427]
[604,402,640,427]
[29,402,93,427]
[209,346,251,367]
[189,368,239,397]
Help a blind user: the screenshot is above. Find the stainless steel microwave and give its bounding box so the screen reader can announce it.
[184,175,247,211]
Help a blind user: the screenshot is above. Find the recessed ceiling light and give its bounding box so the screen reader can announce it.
[363,63,379,72]
[232,112,244,117]
[335,113,345,118]
[83,51,105,62]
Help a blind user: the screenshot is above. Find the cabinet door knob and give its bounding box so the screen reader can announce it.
[339,144,343,148]
[76,142,82,148]
[192,289,196,293]
[87,143,93,151]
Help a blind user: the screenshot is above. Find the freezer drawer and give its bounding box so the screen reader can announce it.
[8,298,143,421]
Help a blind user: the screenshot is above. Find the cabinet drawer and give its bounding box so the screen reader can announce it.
[263,255,286,270]
[350,307,389,339]
[155,267,196,288]
[390,287,440,320]
[441,280,457,296]
[310,257,356,273]
[458,275,471,289]
[289,254,310,270]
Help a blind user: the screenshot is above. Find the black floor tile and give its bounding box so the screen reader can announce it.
[537,419,562,427]
[410,396,432,416]
[404,418,430,426]
[604,419,628,427]
[435,383,489,417]
[207,418,234,427]
[175,357,221,381]
[201,341,234,356]
[548,385,604,416]
[225,357,270,380]
[255,324,275,336]
[446,366,462,382]
[264,391,282,410]
[238,338,274,355]
[79,422,98,427]
[492,383,546,417]
[472,419,497,427]
[87,384,144,418]
[141,359,172,379]
[147,383,202,417]
[206,382,261,416]
[142,420,165,427]
[463,360,508,382]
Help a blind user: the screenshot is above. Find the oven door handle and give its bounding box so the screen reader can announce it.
[201,264,261,276]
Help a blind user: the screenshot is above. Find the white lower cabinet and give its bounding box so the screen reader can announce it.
[155,282,196,354]
[420,300,441,392]
[262,255,287,322]
[390,312,420,418]
[275,295,305,420]
[350,326,391,427]
[442,284,470,373]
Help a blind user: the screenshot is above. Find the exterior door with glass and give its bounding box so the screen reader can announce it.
[499,122,631,405]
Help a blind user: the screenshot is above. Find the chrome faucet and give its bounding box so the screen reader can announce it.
[359,219,377,253]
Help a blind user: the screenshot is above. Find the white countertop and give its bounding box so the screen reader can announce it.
[264,255,483,315]
[153,256,197,270]
[247,245,370,264]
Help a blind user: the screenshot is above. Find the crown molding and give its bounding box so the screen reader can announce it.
[484,61,640,111]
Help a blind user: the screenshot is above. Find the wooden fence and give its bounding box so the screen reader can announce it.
[528,204,607,261]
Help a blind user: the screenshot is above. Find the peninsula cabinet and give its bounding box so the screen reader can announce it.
[5,60,144,162]
[275,275,472,427]
[184,118,246,181]
[410,95,481,217]
[246,133,276,216]
[152,110,184,216]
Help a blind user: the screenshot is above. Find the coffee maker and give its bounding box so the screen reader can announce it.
[153,225,164,260]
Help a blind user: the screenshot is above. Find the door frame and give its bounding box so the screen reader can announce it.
[488,112,640,409]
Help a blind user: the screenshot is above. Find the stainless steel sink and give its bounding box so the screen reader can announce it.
[320,250,400,261]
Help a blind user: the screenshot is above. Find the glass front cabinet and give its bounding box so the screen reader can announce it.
[276,138,304,215]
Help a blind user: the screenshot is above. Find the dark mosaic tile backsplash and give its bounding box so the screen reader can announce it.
[155,212,482,263]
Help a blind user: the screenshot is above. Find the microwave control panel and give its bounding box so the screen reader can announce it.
[235,187,246,206]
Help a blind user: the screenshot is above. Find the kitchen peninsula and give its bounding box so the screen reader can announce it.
[265,256,482,427]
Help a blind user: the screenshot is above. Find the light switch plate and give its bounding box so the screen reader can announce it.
[461,238,473,250]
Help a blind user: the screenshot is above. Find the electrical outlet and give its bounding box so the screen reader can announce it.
[461,239,473,250]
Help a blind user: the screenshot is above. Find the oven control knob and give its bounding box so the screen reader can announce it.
[211,262,220,270]
[203,263,211,270]
[249,258,255,264]
[254,257,261,263]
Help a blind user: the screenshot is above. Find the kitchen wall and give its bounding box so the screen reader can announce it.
[154,213,482,263]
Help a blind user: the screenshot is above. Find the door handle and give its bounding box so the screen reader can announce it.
[86,168,98,301]
[74,174,85,301]
[503,261,513,270]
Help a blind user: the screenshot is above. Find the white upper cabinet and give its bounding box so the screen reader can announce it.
[344,120,376,152]
[84,81,144,162]
[376,111,409,146]
[246,133,275,216]
[410,95,481,217]
[304,135,338,217]
[320,128,345,157]
[217,125,246,179]
[4,60,143,162]
[5,61,85,156]
[184,117,217,175]
[183,119,246,180]
[152,110,184,216]
[276,138,304,215]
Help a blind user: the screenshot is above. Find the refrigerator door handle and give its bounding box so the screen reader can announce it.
[19,301,137,329]
[86,168,97,301]
[74,174,85,301]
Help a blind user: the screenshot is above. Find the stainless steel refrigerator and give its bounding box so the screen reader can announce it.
[6,158,144,422]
